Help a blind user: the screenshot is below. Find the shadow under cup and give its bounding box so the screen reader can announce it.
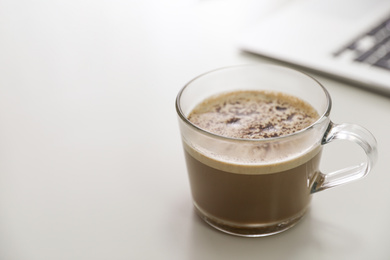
[176,64,377,237]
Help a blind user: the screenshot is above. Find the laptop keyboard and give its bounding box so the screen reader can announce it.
[335,15,390,70]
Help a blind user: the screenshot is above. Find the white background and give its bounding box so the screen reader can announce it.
[0,0,389,259]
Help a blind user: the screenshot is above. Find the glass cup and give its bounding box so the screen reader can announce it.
[176,64,377,237]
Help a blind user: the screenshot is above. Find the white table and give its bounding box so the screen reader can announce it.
[0,0,389,259]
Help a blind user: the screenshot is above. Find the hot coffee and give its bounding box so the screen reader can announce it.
[184,90,321,235]
[177,65,377,237]
[188,90,318,139]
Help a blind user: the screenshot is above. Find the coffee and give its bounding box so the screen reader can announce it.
[184,90,321,234]
[178,65,377,237]
[188,90,318,139]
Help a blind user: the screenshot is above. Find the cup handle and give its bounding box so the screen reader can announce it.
[311,122,378,193]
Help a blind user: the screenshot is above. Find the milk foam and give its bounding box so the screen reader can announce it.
[188,91,319,139]
[185,90,322,174]
[184,141,322,174]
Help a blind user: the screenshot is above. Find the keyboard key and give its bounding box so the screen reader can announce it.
[373,52,390,70]
[335,14,390,71]
[368,17,390,38]
[355,36,376,52]
[355,35,390,64]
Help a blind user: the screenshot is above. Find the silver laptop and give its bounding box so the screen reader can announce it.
[239,0,390,95]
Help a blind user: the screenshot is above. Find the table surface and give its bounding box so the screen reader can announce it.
[0,0,389,259]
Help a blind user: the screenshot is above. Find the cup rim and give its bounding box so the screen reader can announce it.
[176,64,332,142]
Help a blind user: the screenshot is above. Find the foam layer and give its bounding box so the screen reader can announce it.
[188,90,319,139]
[183,141,322,174]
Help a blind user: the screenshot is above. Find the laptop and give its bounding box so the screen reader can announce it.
[239,0,390,95]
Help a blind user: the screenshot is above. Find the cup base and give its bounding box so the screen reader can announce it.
[194,204,307,237]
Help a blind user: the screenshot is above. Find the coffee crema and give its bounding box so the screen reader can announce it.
[188,90,319,139]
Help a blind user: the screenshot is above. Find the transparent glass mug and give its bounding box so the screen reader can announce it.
[176,64,377,237]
